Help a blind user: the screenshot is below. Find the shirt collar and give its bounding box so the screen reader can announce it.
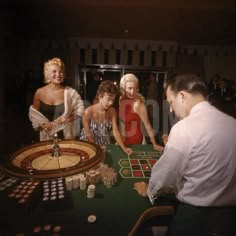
[190,101,209,115]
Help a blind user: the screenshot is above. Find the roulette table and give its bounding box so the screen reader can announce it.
[0,143,170,236]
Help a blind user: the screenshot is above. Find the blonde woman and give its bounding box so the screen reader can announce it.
[119,73,163,151]
[29,57,84,141]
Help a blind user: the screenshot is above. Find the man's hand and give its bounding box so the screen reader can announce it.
[162,134,168,145]
[133,181,148,197]
[153,144,164,152]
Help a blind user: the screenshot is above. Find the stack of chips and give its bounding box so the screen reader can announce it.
[79,176,87,190]
[102,171,117,188]
[72,175,80,189]
[65,174,88,191]
[8,180,39,204]
[31,224,62,235]
[97,164,118,188]
[42,179,65,202]
[26,161,34,177]
[64,163,117,192]
[86,170,101,184]
[65,177,73,191]
[0,177,17,191]
[87,184,96,198]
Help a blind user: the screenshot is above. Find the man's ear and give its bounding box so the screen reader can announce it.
[179,91,185,98]
[179,91,186,102]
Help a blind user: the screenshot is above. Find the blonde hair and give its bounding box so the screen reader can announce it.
[43,57,65,83]
[119,73,144,102]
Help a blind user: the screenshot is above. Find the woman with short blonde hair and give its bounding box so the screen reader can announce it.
[29,57,84,141]
[119,73,163,151]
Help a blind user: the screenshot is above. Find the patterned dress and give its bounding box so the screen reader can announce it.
[80,119,113,146]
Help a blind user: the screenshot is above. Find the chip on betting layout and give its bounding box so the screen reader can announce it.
[88,214,96,223]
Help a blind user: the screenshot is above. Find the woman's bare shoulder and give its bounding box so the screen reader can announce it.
[134,97,146,114]
[36,85,47,94]
[84,105,93,113]
[33,86,42,98]
[84,105,97,117]
[134,97,143,107]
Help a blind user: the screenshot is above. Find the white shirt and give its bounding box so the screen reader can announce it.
[148,101,236,207]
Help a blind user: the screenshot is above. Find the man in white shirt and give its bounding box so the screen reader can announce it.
[133,74,236,236]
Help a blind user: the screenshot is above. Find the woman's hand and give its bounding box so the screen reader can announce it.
[54,115,66,125]
[40,122,54,131]
[123,147,133,156]
[153,143,164,152]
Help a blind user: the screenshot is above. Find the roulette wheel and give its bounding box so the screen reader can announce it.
[1,139,104,180]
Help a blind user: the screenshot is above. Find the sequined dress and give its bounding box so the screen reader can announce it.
[80,119,113,146]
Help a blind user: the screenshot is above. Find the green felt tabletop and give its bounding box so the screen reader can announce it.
[0,144,162,236]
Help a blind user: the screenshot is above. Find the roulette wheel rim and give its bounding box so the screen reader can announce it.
[2,139,104,180]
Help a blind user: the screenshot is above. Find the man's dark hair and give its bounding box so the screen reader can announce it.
[166,74,208,98]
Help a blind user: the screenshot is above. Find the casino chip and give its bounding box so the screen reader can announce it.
[53,225,62,233]
[43,224,52,231]
[33,226,42,233]
[88,215,96,223]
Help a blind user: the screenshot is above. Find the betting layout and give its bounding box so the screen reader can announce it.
[119,151,162,178]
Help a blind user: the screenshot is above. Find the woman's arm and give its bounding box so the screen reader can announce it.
[135,101,163,151]
[118,119,126,142]
[111,108,132,155]
[118,98,126,142]
[32,88,54,131]
[32,88,41,110]
[55,113,76,125]
[81,107,96,143]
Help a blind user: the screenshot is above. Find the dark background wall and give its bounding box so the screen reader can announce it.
[1,1,236,157]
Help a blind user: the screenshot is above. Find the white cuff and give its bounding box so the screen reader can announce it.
[147,187,157,205]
